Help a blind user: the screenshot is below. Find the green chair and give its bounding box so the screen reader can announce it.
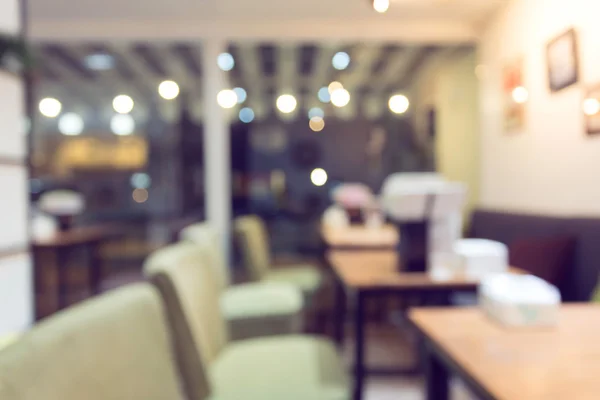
[0,284,196,400]
[234,215,323,297]
[0,333,20,352]
[179,223,304,340]
[145,241,349,400]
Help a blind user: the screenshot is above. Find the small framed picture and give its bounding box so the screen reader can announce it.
[547,28,579,92]
[583,85,600,135]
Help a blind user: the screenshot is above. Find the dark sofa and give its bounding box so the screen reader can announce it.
[470,209,600,302]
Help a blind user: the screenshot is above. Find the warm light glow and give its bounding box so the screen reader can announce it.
[276,94,297,114]
[388,94,410,114]
[328,81,343,94]
[110,114,135,136]
[58,113,84,136]
[217,52,235,71]
[583,98,600,116]
[332,52,351,70]
[217,89,238,109]
[311,168,328,187]
[309,116,325,132]
[511,86,529,104]
[158,80,180,100]
[239,107,255,123]
[318,87,331,103]
[132,188,149,203]
[373,0,389,13]
[308,107,325,119]
[330,88,350,107]
[39,98,62,118]
[113,95,134,114]
[233,87,247,104]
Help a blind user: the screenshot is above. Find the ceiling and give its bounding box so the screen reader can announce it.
[29,0,503,22]
[33,41,471,134]
[28,0,506,42]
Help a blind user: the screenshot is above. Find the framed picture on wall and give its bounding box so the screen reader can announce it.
[547,28,580,92]
[584,85,600,135]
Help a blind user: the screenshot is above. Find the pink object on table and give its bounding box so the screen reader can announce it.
[331,183,375,209]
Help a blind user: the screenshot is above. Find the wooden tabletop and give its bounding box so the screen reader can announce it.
[321,224,399,249]
[410,305,600,400]
[328,250,524,290]
[32,224,125,248]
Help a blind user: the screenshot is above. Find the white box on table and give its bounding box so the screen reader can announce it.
[479,274,561,328]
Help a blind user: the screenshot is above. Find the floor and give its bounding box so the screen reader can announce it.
[342,323,476,400]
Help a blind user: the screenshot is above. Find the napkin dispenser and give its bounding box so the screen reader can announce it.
[453,239,508,279]
[380,173,467,273]
[479,274,560,327]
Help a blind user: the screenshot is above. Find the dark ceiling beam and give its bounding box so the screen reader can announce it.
[171,43,202,78]
[41,44,97,80]
[395,46,439,89]
[132,44,168,78]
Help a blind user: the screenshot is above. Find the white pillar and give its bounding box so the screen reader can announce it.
[202,40,232,273]
[0,0,33,334]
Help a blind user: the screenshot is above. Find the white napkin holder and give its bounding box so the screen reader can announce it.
[455,239,508,279]
[479,273,561,327]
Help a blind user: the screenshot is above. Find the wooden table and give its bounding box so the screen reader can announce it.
[328,250,524,400]
[321,224,399,250]
[410,305,600,400]
[33,225,125,311]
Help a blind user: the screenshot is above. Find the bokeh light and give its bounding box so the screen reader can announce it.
[318,87,331,103]
[308,107,325,119]
[332,52,351,70]
[309,116,325,132]
[58,113,84,136]
[388,94,410,114]
[330,88,350,107]
[276,94,297,114]
[373,0,389,13]
[110,114,135,136]
[233,87,247,104]
[239,107,255,123]
[131,173,151,189]
[583,98,600,116]
[113,95,134,114]
[328,81,344,94]
[132,188,149,203]
[39,98,62,118]
[311,168,328,187]
[217,89,238,109]
[511,86,529,104]
[158,80,180,100]
[217,53,235,71]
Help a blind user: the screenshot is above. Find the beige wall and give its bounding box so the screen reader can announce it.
[479,0,600,216]
[0,0,33,334]
[412,49,480,220]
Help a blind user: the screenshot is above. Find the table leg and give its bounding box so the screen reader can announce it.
[88,241,102,296]
[56,247,70,310]
[424,342,449,400]
[333,279,347,349]
[353,290,366,400]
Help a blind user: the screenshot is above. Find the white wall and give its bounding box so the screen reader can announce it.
[411,49,480,221]
[479,0,600,215]
[0,0,33,335]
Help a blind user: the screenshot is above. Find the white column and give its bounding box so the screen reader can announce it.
[0,0,33,334]
[202,40,232,274]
